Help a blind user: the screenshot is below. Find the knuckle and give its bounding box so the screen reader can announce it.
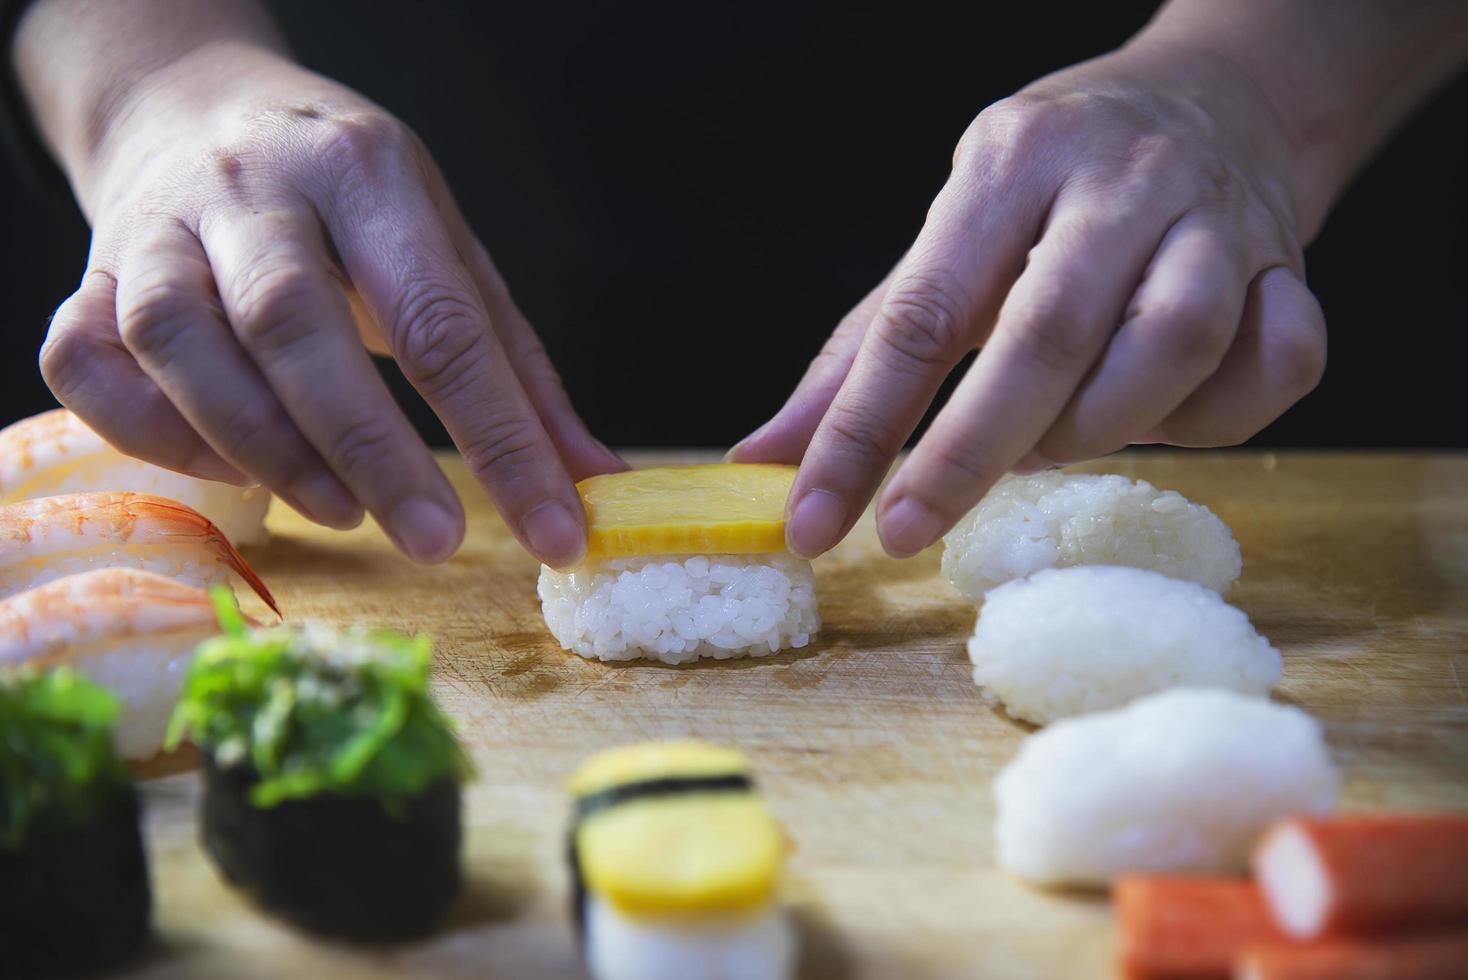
[1005,299,1098,373]
[460,415,541,483]
[326,415,400,479]
[874,276,969,369]
[213,400,286,469]
[1274,321,1327,395]
[231,263,321,356]
[39,322,96,402]
[824,403,902,464]
[1146,295,1236,370]
[116,276,197,358]
[314,111,411,178]
[392,289,488,398]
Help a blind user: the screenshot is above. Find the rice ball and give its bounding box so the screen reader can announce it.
[969,565,1281,724]
[941,472,1241,600]
[993,688,1339,887]
[538,554,820,665]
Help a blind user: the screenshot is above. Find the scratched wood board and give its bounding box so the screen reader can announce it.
[119,450,1468,980]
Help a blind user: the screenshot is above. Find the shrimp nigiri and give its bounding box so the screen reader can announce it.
[0,568,247,760]
[0,409,270,546]
[0,492,277,614]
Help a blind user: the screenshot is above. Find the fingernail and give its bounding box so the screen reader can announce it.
[187,452,249,486]
[389,496,462,563]
[879,496,944,558]
[294,473,364,530]
[521,499,585,568]
[787,489,847,559]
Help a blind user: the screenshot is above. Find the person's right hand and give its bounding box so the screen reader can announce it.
[39,43,620,566]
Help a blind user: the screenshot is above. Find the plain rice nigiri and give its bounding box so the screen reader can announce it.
[942,472,1241,600]
[993,688,1339,887]
[0,492,276,614]
[0,567,238,760]
[0,409,270,546]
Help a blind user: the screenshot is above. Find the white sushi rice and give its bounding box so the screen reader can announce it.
[585,896,795,980]
[0,551,232,602]
[538,554,819,665]
[968,566,1281,724]
[993,688,1340,887]
[941,472,1241,600]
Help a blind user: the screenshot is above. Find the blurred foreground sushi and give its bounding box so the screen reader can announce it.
[0,668,151,975]
[167,595,470,941]
[568,740,797,980]
[0,409,271,547]
[539,465,820,664]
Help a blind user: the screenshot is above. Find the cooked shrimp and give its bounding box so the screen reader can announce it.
[0,568,248,760]
[0,491,277,613]
[0,409,271,546]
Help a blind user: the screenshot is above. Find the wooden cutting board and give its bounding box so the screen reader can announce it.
[123,450,1468,980]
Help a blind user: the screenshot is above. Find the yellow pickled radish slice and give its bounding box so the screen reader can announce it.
[577,463,796,559]
[577,794,785,914]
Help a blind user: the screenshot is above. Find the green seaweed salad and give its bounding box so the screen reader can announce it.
[167,591,470,808]
[1,668,130,850]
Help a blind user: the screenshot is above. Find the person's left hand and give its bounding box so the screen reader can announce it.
[731,48,1327,558]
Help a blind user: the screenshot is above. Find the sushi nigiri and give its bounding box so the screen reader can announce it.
[166,601,469,941]
[568,740,797,980]
[0,408,270,546]
[0,491,277,613]
[941,471,1241,600]
[538,465,820,664]
[0,567,237,760]
[0,667,152,976]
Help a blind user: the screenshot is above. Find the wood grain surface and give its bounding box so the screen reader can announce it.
[120,450,1468,980]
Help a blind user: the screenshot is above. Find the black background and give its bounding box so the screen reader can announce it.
[4,1,1465,449]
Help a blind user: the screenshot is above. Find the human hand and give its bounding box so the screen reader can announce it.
[732,48,1327,559]
[37,44,621,565]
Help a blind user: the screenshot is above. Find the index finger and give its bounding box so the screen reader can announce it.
[784,164,1043,558]
[313,121,587,567]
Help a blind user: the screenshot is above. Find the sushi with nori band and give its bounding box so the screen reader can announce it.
[166,592,471,942]
[568,740,797,980]
[0,668,151,976]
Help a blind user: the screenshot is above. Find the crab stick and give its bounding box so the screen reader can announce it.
[1254,814,1468,938]
[1116,876,1289,979]
[1236,933,1468,980]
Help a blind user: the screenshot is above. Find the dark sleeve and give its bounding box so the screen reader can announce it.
[1,0,68,195]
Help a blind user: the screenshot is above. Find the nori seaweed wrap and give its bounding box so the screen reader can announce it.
[0,668,151,976]
[166,593,471,942]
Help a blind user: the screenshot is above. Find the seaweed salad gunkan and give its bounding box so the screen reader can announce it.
[0,668,152,976]
[166,593,470,942]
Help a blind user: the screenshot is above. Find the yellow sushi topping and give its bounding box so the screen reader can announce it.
[570,740,786,915]
[577,464,796,560]
[568,739,751,797]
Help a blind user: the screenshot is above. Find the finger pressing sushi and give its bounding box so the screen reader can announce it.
[0,567,243,760]
[0,668,152,976]
[993,688,1339,887]
[568,740,797,980]
[166,600,470,942]
[968,566,1281,724]
[539,465,821,664]
[941,472,1241,601]
[1114,876,1287,980]
[0,491,278,614]
[1253,813,1468,939]
[0,408,271,546]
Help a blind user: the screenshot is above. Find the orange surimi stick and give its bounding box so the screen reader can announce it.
[1116,876,1290,980]
[1235,932,1468,980]
[1253,814,1468,938]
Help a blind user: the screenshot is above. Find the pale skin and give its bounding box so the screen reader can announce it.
[14,1,1468,565]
